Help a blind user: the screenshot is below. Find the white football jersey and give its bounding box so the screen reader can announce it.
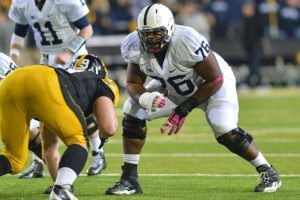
[121,25,234,99]
[9,0,89,54]
[0,52,17,79]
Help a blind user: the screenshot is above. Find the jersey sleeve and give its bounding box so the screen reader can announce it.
[121,32,141,64]
[0,53,17,78]
[98,79,115,103]
[56,0,89,22]
[8,1,28,25]
[175,27,211,67]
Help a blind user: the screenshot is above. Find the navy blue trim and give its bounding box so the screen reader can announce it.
[73,16,90,29]
[144,4,154,25]
[14,23,29,37]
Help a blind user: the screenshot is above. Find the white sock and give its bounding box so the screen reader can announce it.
[32,153,43,164]
[123,154,140,165]
[89,137,101,153]
[249,152,270,167]
[55,167,77,186]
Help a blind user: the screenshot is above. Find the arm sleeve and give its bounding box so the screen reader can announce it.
[72,16,90,29]
[98,79,115,103]
[14,23,29,37]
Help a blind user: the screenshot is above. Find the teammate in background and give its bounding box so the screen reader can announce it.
[106,3,281,195]
[0,53,119,200]
[8,0,107,185]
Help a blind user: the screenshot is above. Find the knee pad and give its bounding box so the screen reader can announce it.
[86,115,99,136]
[28,132,43,160]
[122,115,147,140]
[217,127,253,154]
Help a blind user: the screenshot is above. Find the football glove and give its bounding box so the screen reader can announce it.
[160,110,186,135]
[160,97,199,135]
[139,91,166,110]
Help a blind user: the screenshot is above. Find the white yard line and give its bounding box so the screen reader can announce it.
[11,173,300,177]
[105,153,300,157]
[91,173,300,177]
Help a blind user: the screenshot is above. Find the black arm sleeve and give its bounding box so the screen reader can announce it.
[99,79,115,103]
[72,16,90,29]
[14,23,29,37]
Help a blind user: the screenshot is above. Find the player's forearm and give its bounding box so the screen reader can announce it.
[79,24,93,40]
[191,77,223,105]
[126,83,147,103]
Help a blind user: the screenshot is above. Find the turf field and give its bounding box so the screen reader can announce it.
[0,88,300,200]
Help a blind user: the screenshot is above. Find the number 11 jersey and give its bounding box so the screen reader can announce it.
[9,0,89,54]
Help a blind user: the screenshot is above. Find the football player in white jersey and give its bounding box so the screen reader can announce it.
[0,52,42,171]
[8,0,107,192]
[106,3,281,195]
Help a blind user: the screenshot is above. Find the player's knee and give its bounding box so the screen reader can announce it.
[210,120,234,134]
[217,127,253,154]
[122,114,147,140]
[123,98,135,113]
[10,157,27,174]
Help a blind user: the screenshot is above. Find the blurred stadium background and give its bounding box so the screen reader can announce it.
[1,0,300,90]
[1,1,300,199]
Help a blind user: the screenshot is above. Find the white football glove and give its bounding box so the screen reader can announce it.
[138,91,166,110]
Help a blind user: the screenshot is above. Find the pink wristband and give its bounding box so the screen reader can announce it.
[125,82,133,87]
[212,73,223,83]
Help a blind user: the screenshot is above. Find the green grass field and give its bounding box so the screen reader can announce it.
[0,88,300,200]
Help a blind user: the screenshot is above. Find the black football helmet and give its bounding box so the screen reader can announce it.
[70,54,107,79]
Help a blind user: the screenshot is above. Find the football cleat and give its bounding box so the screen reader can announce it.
[254,164,281,192]
[19,159,44,179]
[87,151,107,176]
[105,179,143,195]
[49,185,77,200]
[44,185,74,195]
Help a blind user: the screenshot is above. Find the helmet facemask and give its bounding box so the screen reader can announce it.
[138,26,170,54]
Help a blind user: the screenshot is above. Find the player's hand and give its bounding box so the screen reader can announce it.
[160,110,186,135]
[54,50,73,65]
[139,91,166,110]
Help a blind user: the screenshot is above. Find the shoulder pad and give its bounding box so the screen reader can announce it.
[173,25,210,62]
[121,31,141,63]
[0,52,17,78]
[11,0,27,8]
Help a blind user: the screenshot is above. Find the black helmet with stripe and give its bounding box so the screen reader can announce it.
[70,54,107,79]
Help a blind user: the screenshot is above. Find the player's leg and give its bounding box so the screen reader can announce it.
[0,83,30,176]
[19,120,44,179]
[42,125,64,194]
[27,67,88,200]
[205,76,281,192]
[106,98,147,195]
[86,115,107,176]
